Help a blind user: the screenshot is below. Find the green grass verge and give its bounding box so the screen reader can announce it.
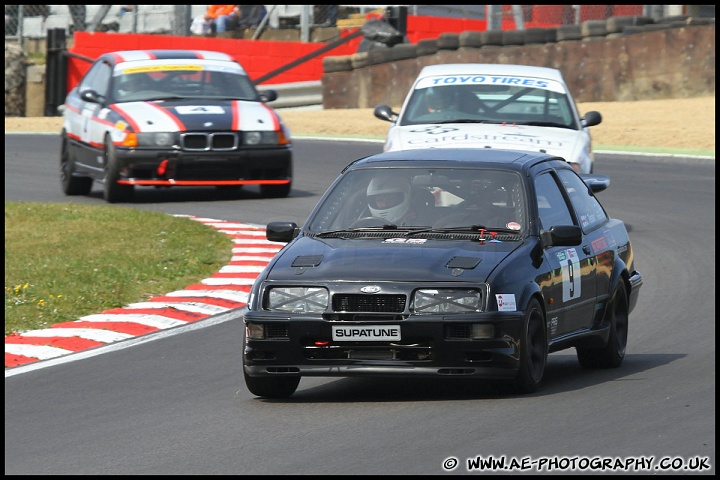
[4,201,232,336]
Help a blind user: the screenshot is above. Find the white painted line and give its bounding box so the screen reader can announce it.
[8,327,133,342]
[5,344,74,360]
[78,314,187,329]
[125,301,230,314]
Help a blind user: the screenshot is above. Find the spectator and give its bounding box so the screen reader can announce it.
[227,5,267,31]
[204,4,237,35]
[117,5,134,20]
[317,5,338,27]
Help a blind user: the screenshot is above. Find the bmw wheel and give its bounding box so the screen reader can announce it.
[103,136,134,203]
[577,281,629,369]
[60,130,92,195]
[511,298,547,394]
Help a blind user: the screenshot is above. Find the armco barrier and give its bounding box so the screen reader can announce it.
[264,81,323,109]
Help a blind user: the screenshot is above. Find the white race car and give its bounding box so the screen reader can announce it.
[60,49,292,203]
[374,63,602,174]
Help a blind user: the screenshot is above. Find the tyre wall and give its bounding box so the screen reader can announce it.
[321,19,715,109]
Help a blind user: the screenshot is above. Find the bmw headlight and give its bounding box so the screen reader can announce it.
[412,289,482,313]
[135,132,177,147]
[244,131,279,145]
[266,287,328,313]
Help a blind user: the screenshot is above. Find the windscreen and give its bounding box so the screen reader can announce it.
[399,75,578,129]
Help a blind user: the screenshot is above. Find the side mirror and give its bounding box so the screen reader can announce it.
[540,225,582,248]
[581,110,602,128]
[266,221,299,242]
[259,89,278,103]
[373,104,398,123]
[581,173,611,193]
[80,89,103,104]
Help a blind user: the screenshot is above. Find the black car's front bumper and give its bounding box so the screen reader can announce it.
[243,313,525,380]
[115,145,292,186]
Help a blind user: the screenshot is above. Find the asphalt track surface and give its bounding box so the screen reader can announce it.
[4,133,716,475]
[4,133,713,370]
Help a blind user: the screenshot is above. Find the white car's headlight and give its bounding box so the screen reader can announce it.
[244,131,279,145]
[135,132,177,147]
[412,289,482,313]
[266,287,329,313]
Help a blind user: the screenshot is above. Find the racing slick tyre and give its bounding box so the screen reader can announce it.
[60,131,93,196]
[511,298,548,394]
[244,371,300,399]
[260,182,292,198]
[103,136,134,203]
[577,281,629,369]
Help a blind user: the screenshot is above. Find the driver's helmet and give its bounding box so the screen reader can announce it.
[424,87,454,112]
[367,175,411,223]
[118,73,151,94]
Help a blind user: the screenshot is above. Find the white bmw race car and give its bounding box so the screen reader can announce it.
[60,49,292,203]
[374,63,602,174]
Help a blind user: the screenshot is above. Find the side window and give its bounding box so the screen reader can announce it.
[79,61,111,97]
[557,169,608,231]
[92,63,112,97]
[534,172,574,230]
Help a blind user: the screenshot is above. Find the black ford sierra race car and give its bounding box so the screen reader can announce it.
[242,148,643,398]
[59,49,292,203]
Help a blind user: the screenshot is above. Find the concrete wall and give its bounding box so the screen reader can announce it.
[321,20,716,109]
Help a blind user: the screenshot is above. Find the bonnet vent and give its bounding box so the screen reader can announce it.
[446,256,481,269]
[291,255,323,267]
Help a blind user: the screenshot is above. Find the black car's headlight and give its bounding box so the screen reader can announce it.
[265,287,329,313]
[244,131,279,145]
[130,132,177,148]
[412,288,482,313]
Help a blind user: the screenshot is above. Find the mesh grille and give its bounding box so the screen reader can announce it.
[445,324,472,339]
[266,324,289,338]
[332,294,406,313]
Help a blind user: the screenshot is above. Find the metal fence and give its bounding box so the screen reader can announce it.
[5,5,354,41]
[5,5,715,43]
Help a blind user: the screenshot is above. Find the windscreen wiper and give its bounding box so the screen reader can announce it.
[315,224,432,238]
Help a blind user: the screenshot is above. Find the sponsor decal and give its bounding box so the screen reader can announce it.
[332,325,401,341]
[604,229,617,248]
[416,75,565,93]
[175,105,224,115]
[382,238,427,244]
[124,65,204,73]
[548,316,558,336]
[591,236,608,252]
[405,131,564,149]
[496,293,517,311]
